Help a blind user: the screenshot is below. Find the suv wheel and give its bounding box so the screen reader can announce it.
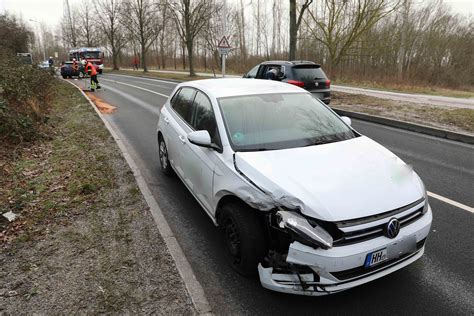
[158,136,173,176]
[220,202,266,276]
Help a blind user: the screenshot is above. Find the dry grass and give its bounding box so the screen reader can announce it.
[333,79,474,99]
[332,92,474,134]
[0,80,195,313]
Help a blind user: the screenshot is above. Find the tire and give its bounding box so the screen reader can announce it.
[220,202,266,276]
[62,75,66,79]
[158,135,173,176]
[79,72,84,79]
[98,69,103,74]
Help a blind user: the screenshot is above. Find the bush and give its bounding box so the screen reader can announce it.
[0,49,56,142]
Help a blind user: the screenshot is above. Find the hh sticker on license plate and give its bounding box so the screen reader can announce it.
[365,248,388,268]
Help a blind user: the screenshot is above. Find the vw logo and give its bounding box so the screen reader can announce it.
[385,218,400,239]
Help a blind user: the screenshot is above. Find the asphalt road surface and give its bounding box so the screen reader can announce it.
[74,74,474,315]
[115,68,474,109]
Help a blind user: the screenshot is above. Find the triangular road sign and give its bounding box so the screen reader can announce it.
[217,36,231,48]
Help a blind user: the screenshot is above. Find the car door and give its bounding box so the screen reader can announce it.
[180,91,221,212]
[166,87,196,178]
[243,65,259,78]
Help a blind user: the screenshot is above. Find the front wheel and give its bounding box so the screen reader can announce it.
[220,202,266,276]
[158,136,173,176]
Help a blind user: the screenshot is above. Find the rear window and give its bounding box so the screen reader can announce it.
[292,65,327,81]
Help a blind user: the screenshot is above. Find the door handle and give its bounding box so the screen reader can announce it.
[164,116,170,124]
[178,135,186,144]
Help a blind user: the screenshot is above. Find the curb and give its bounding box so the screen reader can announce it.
[332,107,474,145]
[63,79,213,315]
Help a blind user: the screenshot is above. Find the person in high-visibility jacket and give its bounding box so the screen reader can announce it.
[82,59,101,91]
[72,58,79,74]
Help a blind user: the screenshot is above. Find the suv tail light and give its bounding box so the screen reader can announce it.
[287,80,305,88]
[326,79,331,88]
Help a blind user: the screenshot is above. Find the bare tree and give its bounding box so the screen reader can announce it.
[61,0,78,47]
[170,0,216,76]
[123,0,160,72]
[289,0,313,60]
[77,0,97,46]
[94,0,125,70]
[306,0,399,75]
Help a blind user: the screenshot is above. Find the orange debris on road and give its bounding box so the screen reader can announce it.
[85,92,117,114]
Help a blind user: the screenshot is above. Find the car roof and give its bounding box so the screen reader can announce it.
[181,78,306,98]
[260,60,320,67]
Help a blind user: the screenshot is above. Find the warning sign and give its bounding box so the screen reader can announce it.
[217,36,231,48]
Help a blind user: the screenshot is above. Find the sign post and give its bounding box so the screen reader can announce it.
[217,36,231,77]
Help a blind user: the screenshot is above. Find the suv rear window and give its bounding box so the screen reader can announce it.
[292,65,327,81]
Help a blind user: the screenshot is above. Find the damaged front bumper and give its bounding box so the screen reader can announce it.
[258,206,432,295]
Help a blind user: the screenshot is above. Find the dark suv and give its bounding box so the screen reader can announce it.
[243,60,331,104]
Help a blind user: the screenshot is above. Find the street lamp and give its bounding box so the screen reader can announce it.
[29,19,46,61]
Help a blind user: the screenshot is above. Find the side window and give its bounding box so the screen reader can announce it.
[192,91,220,145]
[171,87,195,125]
[245,65,259,78]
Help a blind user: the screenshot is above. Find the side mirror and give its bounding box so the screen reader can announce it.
[341,116,352,126]
[188,130,212,147]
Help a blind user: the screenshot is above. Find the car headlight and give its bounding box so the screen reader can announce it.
[420,179,429,214]
[276,210,333,249]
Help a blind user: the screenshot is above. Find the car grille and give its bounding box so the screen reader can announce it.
[331,238,426,281]
[332,198,425,246]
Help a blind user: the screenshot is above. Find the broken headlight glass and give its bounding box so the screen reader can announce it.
[276,210,333,249]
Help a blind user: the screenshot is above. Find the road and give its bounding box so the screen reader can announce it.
[75,74,474,315]
[114,68,474,109]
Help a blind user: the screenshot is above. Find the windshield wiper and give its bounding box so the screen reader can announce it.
[304,138,341,147]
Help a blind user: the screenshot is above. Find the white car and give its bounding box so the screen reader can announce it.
[156,78,432,295]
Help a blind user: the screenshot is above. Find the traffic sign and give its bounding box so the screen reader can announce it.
[217,36,231,48]
[218,47,231,56]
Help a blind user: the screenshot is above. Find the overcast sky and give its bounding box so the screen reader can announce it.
[0,0,472,30]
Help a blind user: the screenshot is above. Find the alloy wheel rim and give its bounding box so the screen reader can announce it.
[159,141,168,169]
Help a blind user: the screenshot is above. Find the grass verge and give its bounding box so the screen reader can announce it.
[333,79,474,99]
[0,80,195,313]
[332,92,474,134]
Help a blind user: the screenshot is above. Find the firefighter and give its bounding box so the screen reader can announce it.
[72,58,79,75]
[82,59,101,91]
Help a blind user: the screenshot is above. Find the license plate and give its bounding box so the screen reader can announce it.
[364,248,388,268]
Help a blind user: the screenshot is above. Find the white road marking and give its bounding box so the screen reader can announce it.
[428,191,474,213]
[100,77,474,215]
[101,78,170,98]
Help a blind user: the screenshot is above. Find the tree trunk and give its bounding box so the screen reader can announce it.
[112,43,119,70]
[187,38,195,76]
[289,0,297,60]
[141,42,147,72]
[181,43,186,70]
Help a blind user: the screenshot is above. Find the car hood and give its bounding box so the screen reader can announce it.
[234,136,424,221]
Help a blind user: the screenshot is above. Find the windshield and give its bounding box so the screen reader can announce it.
[80,51,100,59]
[218,93,356,151]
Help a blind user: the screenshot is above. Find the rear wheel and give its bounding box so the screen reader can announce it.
[158,136,173,176]
[220,202,266,276]
[62,75,66,79]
